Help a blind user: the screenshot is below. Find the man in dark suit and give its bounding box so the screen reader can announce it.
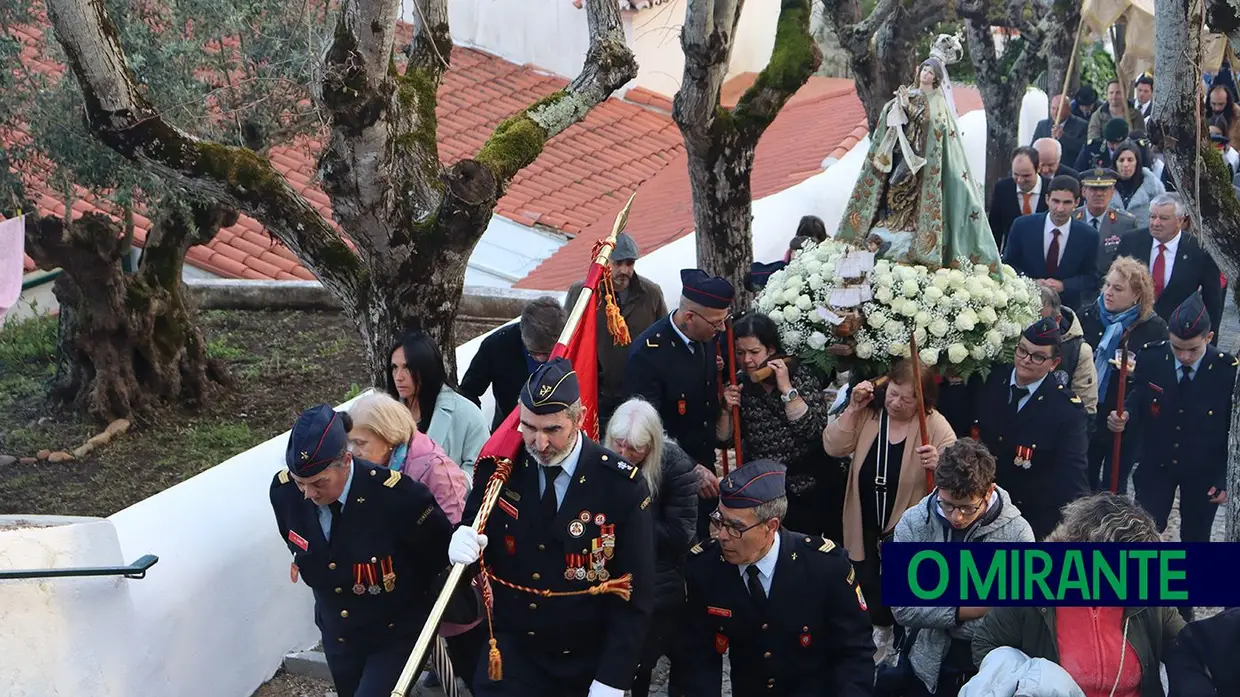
[1002,175,1100,310]
[450,357,655,697]
[270,405,453,697]
[1115,192,1224,332]
[1033,137,1079,181]
[969,318,1091,539]
[460,297,566,431]
[625,268,735,540]
[1032,94,1090,167]
[680,460,874,697]
[988,146,1050,251]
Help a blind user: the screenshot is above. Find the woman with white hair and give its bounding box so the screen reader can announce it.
[604,397,698,697]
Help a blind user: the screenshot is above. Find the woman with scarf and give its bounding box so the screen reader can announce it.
[1077,257,1167,493]
[1109,141,1166,225]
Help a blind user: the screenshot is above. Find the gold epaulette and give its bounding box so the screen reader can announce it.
[817,537,836,553]
[383,470,402,488]
[277,468,290,485]
[690,543,705,555]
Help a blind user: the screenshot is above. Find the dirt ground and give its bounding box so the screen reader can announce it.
[0,310,499,517]
[250,670,335,697]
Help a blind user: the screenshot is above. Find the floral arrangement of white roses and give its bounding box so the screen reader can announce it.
[755,239,1042,378]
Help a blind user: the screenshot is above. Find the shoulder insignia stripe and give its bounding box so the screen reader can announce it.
[416,506,432,525]
[277,468,290,484]
[690,543,704,555]
[818,538,836,553]
[640,495,651,510]
[847,566,855,585]
[646,339,658,348]
[1233,358,1239,367]
[383,470,402,488]
[1070,396,1082,404]
[630,466,639,480]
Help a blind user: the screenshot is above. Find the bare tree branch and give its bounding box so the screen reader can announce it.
[44,0,363,302]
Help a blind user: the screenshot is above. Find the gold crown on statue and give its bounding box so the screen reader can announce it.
[929,34,963,66]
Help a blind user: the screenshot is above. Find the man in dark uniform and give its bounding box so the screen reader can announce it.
[1075,167,1138,279]
[1073,117,1153,173]
[1109,292,1234,545]
[270,405,453,697]
[625,268,735,539]
[448,357,655,697]
[970,318,1091,539]
[680,460,874,697]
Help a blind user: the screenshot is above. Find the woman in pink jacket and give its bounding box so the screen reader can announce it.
[347,393,470,524]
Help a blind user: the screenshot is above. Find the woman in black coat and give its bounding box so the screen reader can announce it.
[1077,257,1169,493]
[604,397,699,697]
[1166,607,1240,696]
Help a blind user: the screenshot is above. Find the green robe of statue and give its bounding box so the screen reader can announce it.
[837,83,1000,270]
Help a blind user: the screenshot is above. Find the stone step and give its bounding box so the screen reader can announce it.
[281,649,470,697]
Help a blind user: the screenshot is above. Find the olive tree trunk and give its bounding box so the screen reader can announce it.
[675,0,821,300]
[22,201,233,422]
[1044,0,1082,100]
[44,0,637,386]
[1153,0,1240,541]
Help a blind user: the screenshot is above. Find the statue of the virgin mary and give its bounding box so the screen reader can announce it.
[837,34,1000,270]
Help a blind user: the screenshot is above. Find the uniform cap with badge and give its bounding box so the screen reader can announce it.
[1169,291,1212,339]
[520,356,580,414]
[1081,168,1119,189]
[286,403,351,477]
[719,459,787,509]
[680,268,735,309]
[1103,117,1130,144]
[1023,316,1063,347]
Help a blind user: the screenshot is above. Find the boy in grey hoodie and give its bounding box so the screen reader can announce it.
[891,438,1036,696]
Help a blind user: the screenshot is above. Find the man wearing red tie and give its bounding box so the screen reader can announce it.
[1002,175,1100,311]
[987,147,1050,252]
[1115,192,1224,332]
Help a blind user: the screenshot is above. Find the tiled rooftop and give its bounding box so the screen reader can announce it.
[515,77,983,291]
[11,22,682,280]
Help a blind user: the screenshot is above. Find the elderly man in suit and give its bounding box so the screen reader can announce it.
[1074,168,1138,278]
[1003,175,1100,310]
[1115,192,1224,332]
[988,146,1050,252]
[1033,137,1079,180]
[1031,94,1090,167]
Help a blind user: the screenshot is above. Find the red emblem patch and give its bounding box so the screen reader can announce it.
[799,632,812,647]
[855,585,868,611]
[715,632,728,654]
[1151,402,1160,418]
[498,497,519,520]
[678,399,687,416]
[504,535,516,555]
[287,530,308,551]
[707,606,733,618]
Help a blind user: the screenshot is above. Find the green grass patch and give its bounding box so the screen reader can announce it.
[156,421,259,468]
[206,336,248,361]
[0,314,57,368]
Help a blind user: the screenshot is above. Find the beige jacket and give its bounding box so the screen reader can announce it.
[822,408,956,561]
[1060,307,1099,415]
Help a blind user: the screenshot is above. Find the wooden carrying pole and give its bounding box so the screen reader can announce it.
[389,193,637,697]
[725,319,742,471]
[1054,23,1089,128]
[1109,335,1131,493]
[907,332,934,491]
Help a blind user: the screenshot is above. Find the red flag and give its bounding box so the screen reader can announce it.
[563,289,601,441]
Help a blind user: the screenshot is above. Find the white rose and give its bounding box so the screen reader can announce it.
[874,260,892,274]
[855,342,874,359]
[953,289,972,305]
[783,305,803,322]
[978,306,998,324]
[796,295,813,310]
[898,299,918,317]
[963,277,983,295]
[973,264,991,277]
[803,259,822,274]
[868,311,888,329]
[1010,287,1029,304]
[955,312,976,332]
[947,270,967,288]
[985,329,1003,347]
[1000,320,1021,338]
[931,274,952,291]
[784,330,804,347]
[807,273,824,290]
[929,318,950,338]
[971,345,989,360]
[975,289,995,306]
[924,286,944,301]
[885,319,904,337]
[783,288,799,304]
[938,294,954,310]
[807,331,828,350]
[919,347,940,365]
[889,342,909,357]
[785,274,803,288]
[901,279,920,298]
[947,343,968,363]
[913,327,927,344]
[875,286,894,303]
[914,311,932,327]
[993,289,1009,307]
[897,265,917,281]
[874,272,894,288]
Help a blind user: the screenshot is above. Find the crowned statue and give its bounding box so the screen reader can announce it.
[837,35,1000,270]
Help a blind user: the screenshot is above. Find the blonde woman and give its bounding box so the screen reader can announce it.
[1077,257,1168,492]
[348,393,469,524]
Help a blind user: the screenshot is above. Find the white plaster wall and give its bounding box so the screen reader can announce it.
[0,516,140,697]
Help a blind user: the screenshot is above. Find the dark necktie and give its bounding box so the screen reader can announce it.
[1180,364,1193,387]
[1009,385,1030,413]
[327,501,342,540]
[1091,217,1099,231]
[1046,229,1061,276]
[745,565,767,612]
[541,466,562,522]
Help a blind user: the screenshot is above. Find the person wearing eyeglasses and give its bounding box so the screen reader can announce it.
[889,438,1034,697]
[679,460,875,697]
[967,317,1091,540]
[625,268,736,542]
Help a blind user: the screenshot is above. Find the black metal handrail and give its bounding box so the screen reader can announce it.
[0,554,159,580]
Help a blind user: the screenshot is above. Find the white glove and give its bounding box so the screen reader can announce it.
[587,680,623,697]
[448,526,487,565]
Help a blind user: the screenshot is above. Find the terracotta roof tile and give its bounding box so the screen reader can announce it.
[8,21,681,281]
[516,78,984,291]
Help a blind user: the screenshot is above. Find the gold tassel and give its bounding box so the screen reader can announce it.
[602,266,631,346]
[586,572,634,601]
[487,637,503,681]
